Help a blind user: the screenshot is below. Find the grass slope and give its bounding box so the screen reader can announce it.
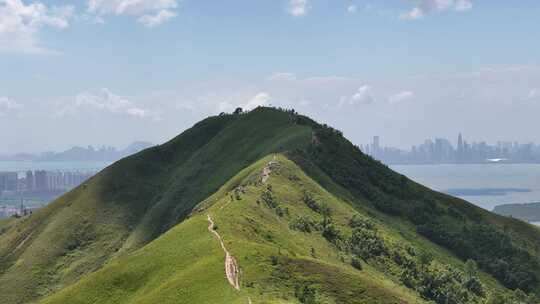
[0,109,311,303]
[290,115,540,296]
[41,155,427,304]
[43,154,535,304]
[41,214,246,304]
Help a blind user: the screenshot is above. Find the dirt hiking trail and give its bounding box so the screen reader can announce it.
[207,214,240,290]
[261,156,279,184]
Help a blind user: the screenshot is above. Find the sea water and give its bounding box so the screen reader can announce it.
[391,164,540,211]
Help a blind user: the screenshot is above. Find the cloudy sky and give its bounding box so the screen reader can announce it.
[1,0,539,153]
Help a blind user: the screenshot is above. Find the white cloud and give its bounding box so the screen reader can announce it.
[0,96,22,116]
[289,0,309,17]
[347,5,357,13]
[56,88,159,120]
[0,0,74,54]
[389,91,415,104]
[529,88,538,99]
[137,9,176,27]
[400,0,473,20]
[87,0,179,27]
[340,85,375,107]
[211,92,272,114]
[351,85,375,104]
[245,92,271,110]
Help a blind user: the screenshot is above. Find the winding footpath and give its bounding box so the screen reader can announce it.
[261,156,278,184]
[206,158,281,302]
[207,214,240,290]
[261,166,272,183]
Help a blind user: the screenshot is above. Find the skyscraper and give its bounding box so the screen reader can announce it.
[0,172,18,193]
[35,170,47,191]
[372,136,380,157]
[25,171,34,191]
[457,133,464,162]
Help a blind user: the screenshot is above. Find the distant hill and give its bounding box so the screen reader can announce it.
[0,153,37,161]
[0,142,153,162]
[121,141,154,156]
[1,107,539,304]
[493,202,540,222]
[37,141,153,162]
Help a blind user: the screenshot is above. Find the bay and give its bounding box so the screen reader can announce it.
[391,164,540,211]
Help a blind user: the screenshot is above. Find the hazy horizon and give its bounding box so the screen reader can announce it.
[2,1,539,153]
[2,118,540,155]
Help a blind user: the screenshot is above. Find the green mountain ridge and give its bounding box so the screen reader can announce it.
[1,107,539,304]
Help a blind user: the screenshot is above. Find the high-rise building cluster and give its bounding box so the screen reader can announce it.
[0,172,18,195]
[0,170,96,196]
[363,134,540,164]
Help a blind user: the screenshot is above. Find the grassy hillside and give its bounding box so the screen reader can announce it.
[40,155,425,304]
[2,107,540,304]
[0,109,311,303]
[290,114,540,295]
[40,155,537,304]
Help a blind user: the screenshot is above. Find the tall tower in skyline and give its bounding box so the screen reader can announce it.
[457,133,464,162]
[372,136,380,157]
[25,170,34,191]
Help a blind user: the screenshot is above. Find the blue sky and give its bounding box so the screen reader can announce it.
[1,0,540,153]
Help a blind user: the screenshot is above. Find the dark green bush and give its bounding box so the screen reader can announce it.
[348,215,375,230]
[348,227,387,260]
[322,224,343,247]
[464,277,484,296]
[261,190,278,209]
[294,284,318,304]
[351,257,363,270]
[289,216,317,233]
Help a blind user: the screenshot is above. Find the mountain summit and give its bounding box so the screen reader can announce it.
[1,107,539,304]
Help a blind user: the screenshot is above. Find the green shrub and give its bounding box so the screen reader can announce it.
[294,284,318,304]
[302,192,331,219]
[464,277,484,296]
[349,215,375,230]
[322,224,343,247]
[348,227,387,260]
[418,251,433,269]
[261,190,278,209]
[275,206,286,217]
[351,257,363,270]
[289,216,317,233]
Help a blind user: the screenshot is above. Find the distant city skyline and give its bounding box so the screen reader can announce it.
[365,133,540,164]
[0,169,97,218]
